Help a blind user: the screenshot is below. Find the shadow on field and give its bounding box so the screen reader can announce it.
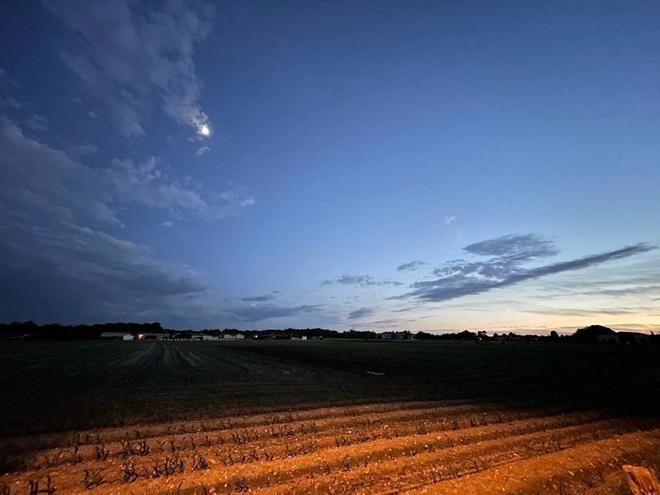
[218,339,660,418]
[0,339,658,446]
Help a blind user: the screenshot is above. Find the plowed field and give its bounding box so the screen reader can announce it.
[1,340,658,494]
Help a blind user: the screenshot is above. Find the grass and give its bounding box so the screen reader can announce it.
[0,339,658,437]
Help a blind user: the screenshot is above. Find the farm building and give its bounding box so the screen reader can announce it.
[137,332,169,340]
[100,332,134,340]
[202,334,220,341]
[618,332,652,345]
[223,333,245,340]
[380,331,413,340]
[595,334,620,344]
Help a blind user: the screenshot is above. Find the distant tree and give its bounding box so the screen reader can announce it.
[456,330,478,341]
[572,325,616,342]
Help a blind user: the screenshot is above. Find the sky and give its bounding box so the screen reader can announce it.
[0,0,659,333]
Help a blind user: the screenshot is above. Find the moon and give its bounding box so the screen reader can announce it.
[198,124,211,137]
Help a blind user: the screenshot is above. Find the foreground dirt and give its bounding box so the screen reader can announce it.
[1,401,658,494]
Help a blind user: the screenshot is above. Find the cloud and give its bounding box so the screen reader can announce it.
[195,145,210,157]
[0,69,22,110]
[348,307,374,320]
[0,216,206,323]
[323,274,403,287]
[576,285,660,298]
[106,156,253,221]
[397,260,427,272]
[242,294,275,302]
[522,307,649,317]
[463,233,558,258]
[444,215,456,225]
[24,114,49,132]
[228,305,321,323]
[0,67,19,89]
[368,318,399,326]
[0,116,252,324]
[0,116,122,228]
[45,0,215,139]
[394,233,656,303]
[0,95,22,111]
[528,257,660,301]
[334,275,378,286]
[110,160,252,221]
[0,118,252,226]
[66,143,98,158]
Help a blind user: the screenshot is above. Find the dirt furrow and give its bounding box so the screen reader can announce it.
[403,429,660,495]
[244,419,651,495]
[4,414,647,495]
[21,404,597,471]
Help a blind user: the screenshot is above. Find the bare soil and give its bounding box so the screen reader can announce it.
[1,401,658,495]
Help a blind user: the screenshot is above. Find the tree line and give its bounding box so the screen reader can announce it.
[0,321,656,344]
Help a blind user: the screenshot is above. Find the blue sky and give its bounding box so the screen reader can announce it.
[1,0,659,332]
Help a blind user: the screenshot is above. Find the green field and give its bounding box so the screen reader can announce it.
[1,339,658,437]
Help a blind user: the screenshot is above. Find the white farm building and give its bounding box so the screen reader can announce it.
[100,332,134,341]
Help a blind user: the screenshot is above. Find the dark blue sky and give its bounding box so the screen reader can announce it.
[1,0,659,331]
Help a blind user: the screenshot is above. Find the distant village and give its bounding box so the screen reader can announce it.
[0,321,656,345]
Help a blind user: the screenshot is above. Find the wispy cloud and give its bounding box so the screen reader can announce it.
[323,274,403,287]
[396,260,427,272]
[45,0,215,139]
[24,114,49,132]
[463,233,558,258]
[106,156,253,221]
[228,305,321,322]
[66,143,98,158]
[348,307,374,320]
[195,145,211,157]
[522,307,654,316]
[242,294,275,302]
[0,67,19,89]
[0,68,22,111]
[443,215,456,225]
[576,285,660,298]
[393,233,656,303]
